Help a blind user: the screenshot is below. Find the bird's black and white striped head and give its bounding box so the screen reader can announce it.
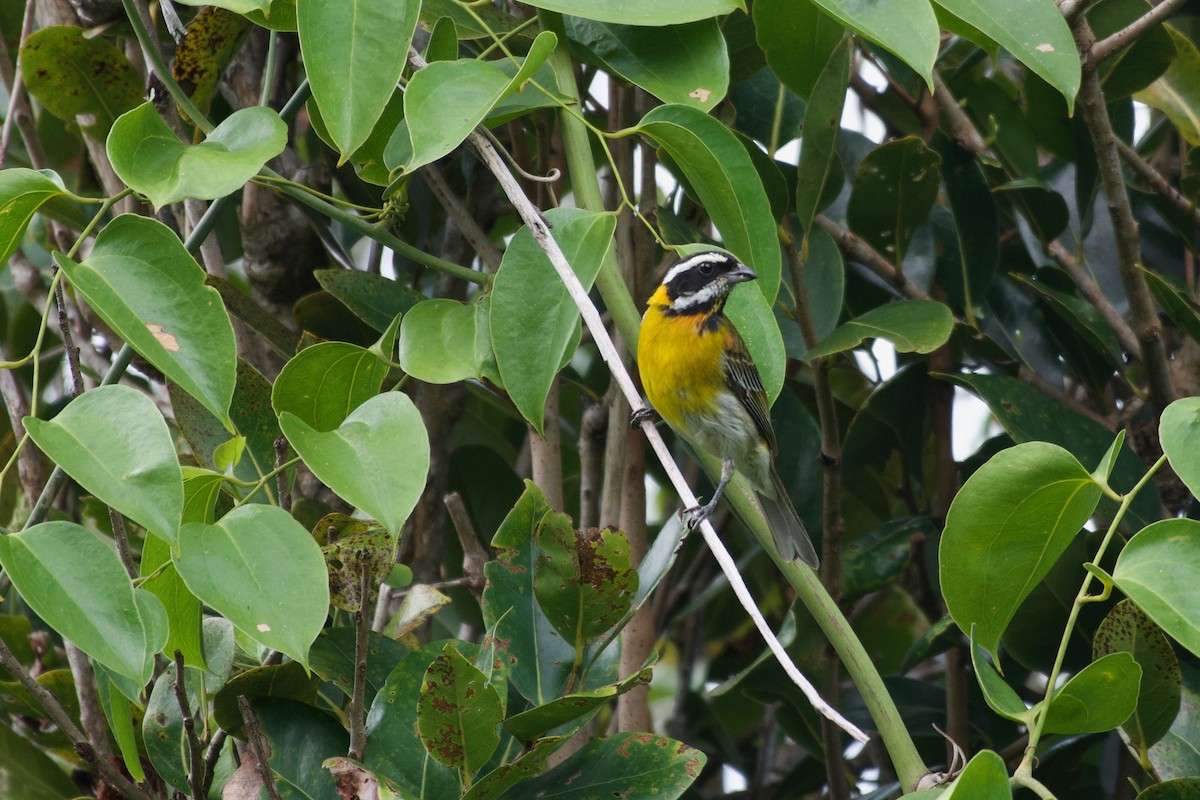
[657,251,758,315]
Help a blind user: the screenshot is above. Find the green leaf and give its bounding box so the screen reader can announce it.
[258,697,348,798]
[309,627,407,708]
[1114,519,1200,659]
[402,33,557,172]
[140,535,206,669]
[107,103,287,209]
[942,750,1011,799]
[535,523,637,647]
[417,644,503,777]
[491,208,616,433]
[25,384,183,541]
[969,627,1034,724]
[637,105,781,300]
[1013,273,1124,369]
[19,26,142,139]
[502,668,652,743]
[847,136,942,267]
[805,300,954,360]
[946,373,1162,530]
[1138,779,1200,800]
[175,504,329,666]
[754,0,844,100]
[795,37,850,237]
[462,736,567,800]
[517,0,741,25]
[314,269,423,333]
[212,661,316,735]
[365,643,461,798]
[1160,397,1200,498]
[271,341,389,432]
[933,134,998,312]
[516,731,705,799]
[1044,652,1141,734]
[1089,0,1173,99]
[279,392,430,537]
[0,169,67,268]
[807,0,938,89]
[564,18,727,110]
[1095,599,1180,749]
[94,673,143,782]
[0,522,166,685]
[297,0,420,158]
[54,215,237,426]
[1135,26,1200,145]
[1142,269,1200,346]
[1150,662,1200,781]
[174,0,270,13]
[0,721,78,799]
[941,442,1102,659]
[930,0,1079,109]
[398,298,491,384]
[482,483,582,705]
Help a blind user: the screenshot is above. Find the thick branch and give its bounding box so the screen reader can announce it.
[1092,0,1189,62]
[931,74,988,155]
[1072,17,1175,413]
[814,215,933,301]
[1115,137,1200,230]
[1046,241,1141,356]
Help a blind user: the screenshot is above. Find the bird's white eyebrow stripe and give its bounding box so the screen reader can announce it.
[663,252,728,284]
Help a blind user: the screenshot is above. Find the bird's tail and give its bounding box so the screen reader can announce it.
[758,469,819,568]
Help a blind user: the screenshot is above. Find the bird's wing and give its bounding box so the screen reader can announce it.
[721,324,777,456]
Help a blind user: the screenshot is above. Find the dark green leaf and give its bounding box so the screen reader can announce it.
[564,18,727,110]
[535,523,637,646]
[847,136,942,266]
[213,661,316,735]
[754,0,843,99]
[0,720,78,799]
[20,26,142,138]
[516,732,705,799]
[806,300,954,360]
[417,644,503,776]
[637,104,781,299]
[502,668,652,743]
[1095,599,1181,749]
[308,627,407,707]
[315,269,423,333]
[796,37,850,236]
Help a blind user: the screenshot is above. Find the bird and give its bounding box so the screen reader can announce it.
[634,250,819,568]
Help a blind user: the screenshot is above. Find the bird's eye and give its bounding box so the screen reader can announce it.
[698,263,714,275]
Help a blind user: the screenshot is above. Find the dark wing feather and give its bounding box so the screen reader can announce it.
[721,323,777,455]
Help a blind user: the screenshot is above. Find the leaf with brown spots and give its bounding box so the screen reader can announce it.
[516,731,706,799]
[316,515,394,612]
[416,644,502,781]
[535,522,638,648]
[20,26,142,139]
[171,7,251,118]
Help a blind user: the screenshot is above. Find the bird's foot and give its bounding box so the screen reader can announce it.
[630,406,661,429]
[683,497,719,531]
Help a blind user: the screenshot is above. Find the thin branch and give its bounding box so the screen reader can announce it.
[455,69,869,745]
[1071,16,1175,413]
[421,164,504,270]
[0,0,36,168]
[1092,0,1189,62]
[813,215,933,301]
[108,510,138,579]
[237,695,284,800]
[0,638,152,800]
[1045,240,1141,356]
[931,74,989,155]
[347,565,371,761]
[173,651,206,800]
[444,492,488,598]
[200,729,229,797]
[1115,136,1200,230]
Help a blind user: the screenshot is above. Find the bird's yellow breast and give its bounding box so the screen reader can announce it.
[638,292,729,433]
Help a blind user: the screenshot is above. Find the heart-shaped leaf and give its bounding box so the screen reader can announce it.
[25,384,183,541]
[108,103,287,209]
[272,342,388,432]
[1113,519,1200,659]
[175,504,329,666]
[54,215,237,426]
[0,522,166,685]
[279,392,430,537]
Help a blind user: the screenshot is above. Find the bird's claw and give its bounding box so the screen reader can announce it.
[683,498,717,530]
[630,406,661,429]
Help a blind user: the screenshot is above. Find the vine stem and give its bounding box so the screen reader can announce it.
[1016,454,1167,781]
[421,52,869,744]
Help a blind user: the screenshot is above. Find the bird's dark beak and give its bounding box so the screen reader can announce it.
[727,264,758,284]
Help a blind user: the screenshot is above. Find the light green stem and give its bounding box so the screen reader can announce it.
[534,8,927,791]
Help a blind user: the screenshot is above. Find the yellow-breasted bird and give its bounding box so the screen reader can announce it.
[635,251,819,568]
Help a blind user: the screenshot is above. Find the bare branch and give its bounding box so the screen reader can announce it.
[1115,136,1200,230]
[813,215,933,301]
[237,695,284,800]
[1092,0,1189,62]
[1045,240,1141,356]
[173,651,207,800]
